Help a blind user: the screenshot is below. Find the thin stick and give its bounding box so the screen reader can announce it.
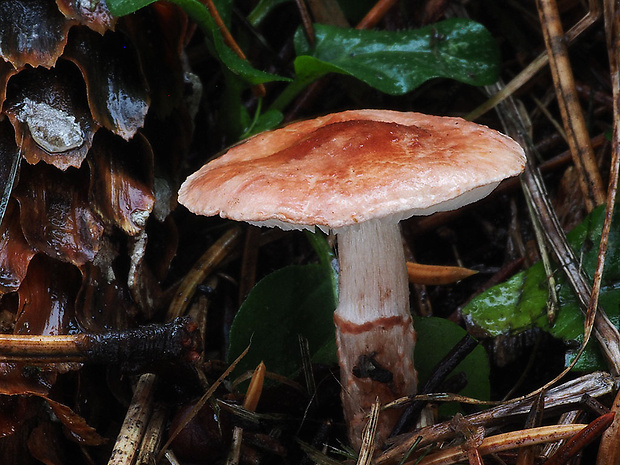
[595,5,620,462]
[356,0,399,30]
[515,391,545,465]
[585,0,620,378]
[489,81,620,375]
[466,0,602,122]
[168,226,243,320]
[545,413,615,465]
[295,0,315,46]
[534,0,605,210]
[135,403,167,465]
[108,374,157,465]
[357,399,381,465]
[0,318,199,364]
[377,372,615,464]
[414,424,589,465]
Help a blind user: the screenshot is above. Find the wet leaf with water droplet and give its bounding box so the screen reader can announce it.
[463,205,620,371]
[291,19,500,98]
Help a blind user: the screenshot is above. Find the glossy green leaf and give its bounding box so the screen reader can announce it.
[414,316,490,413]
[227,233,337,378]
[106,0,288,85]
[463,263,548,338]
[227,263,338,378]
[462,205,620,370]
[294,19,500,95]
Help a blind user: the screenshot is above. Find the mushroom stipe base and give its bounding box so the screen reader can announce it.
[335,313,417,447]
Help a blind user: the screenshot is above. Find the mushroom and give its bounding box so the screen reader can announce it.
[178,109,526,448]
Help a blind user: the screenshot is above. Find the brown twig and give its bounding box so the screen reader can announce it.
[534,0,605,210]
[487,80,620,375]
[466,0,602,122]
[516,391,545,465]
[377,372,615,464]
[295,0,316,46]
[597,389,620,464]
[0,318,200,364]
[355,0,399,30]
[595,4,620,461]
[107,374,157,465]
[167,226,243,320]
[413,424,590,465]
[544,413,615,465]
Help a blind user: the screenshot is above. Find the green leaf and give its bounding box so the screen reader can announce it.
[241,107,284,139]
[462,204,620,371]
[227,262,338,378]
[247,0,292,26]
[227,232,337,378]
[106,0,288,85]
[463,264,549,338]
[414,317,490,415]
[294,19,500,95]
[105,0,155,16]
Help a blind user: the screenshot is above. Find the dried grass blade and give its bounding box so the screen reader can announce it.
[486,81,620,375]
[413,424,588,465]
[108,373,156,465]
[535,0,605,210]
[545,413,615,465]
[167,226,242,320]
[157,343,251,462]
[377,372,615,465]
[357,398,381,465]
[594,4,620,461]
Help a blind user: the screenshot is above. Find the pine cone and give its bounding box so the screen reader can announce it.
[0,0,197,455]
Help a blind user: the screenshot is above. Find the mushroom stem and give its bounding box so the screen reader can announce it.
[334,219,417,448]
